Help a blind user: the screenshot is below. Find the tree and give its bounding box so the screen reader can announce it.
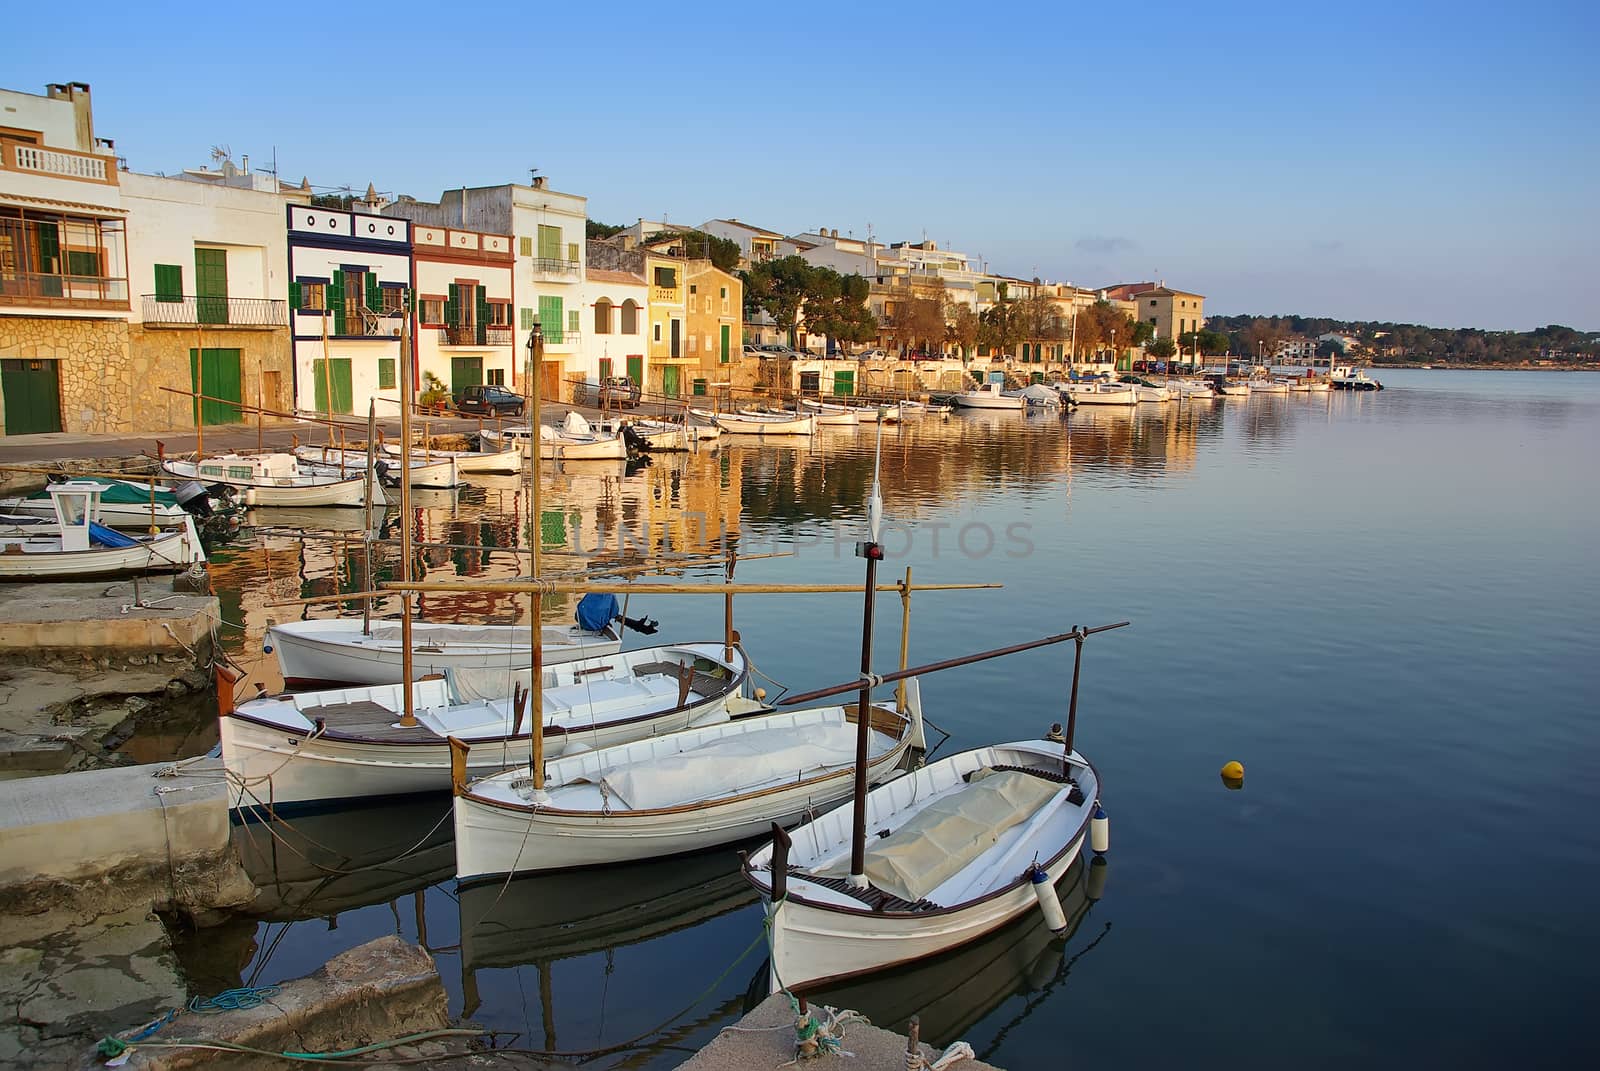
[808,270,877,351]
[651,229,742,273]
[1147,338,1177,360]
[946,302,981,359]
[742,256,815,348]
[888,295,946,355]
[979,301,1021,358]
[586,219,626,239]
[1130,320,1155,346]
[1015,293,1063,357]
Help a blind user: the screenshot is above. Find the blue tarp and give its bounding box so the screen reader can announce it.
[575,593,619,632]
[89,522,138,548]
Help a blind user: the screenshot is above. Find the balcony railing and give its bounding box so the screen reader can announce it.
[541,328,581,347]
[142,294,287,327]
[1,139,119,186]
[529,257,580,279]
[1,271,128,309]
[438,324,514,346]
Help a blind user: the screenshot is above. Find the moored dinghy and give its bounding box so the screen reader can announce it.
[452,686,923,880]
[0,482,206,579]
[220,641,749,810]
[744,620,1127,993]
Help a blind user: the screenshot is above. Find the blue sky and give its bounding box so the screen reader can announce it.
[10,0,1597,330]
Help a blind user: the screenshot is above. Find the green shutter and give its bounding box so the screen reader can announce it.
[539,296,563,343]
[378,358,396,389]
[537,225,560,262]
[445,283,459,330]
[567,309,579,336]
[155,264,183,303]
[520,306,534,330]
[328,271,347,335]
[195,248,229,324]
[476,285,490,345]
[566,242,578,263]
[365,272,381,312]
[36,223,60,273]
[720,324,730,364]
[288,280,301,310]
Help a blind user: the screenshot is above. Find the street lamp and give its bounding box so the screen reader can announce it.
[525,320,543,396]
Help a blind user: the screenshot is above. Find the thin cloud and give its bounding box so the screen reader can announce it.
[1075,235,1138,254]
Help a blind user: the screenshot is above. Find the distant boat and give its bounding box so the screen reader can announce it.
[954,377,1025,410]
[0,482,205,579]
[1117,376,1173,403]
[1004,383,1063,408]
[482,413,631,459]
[380,440,522,474]
[713,410,818,435]
[162,453,368,507]
[1059,381,1138,406]
[1330,365,1384,391]
[799,399,864,426]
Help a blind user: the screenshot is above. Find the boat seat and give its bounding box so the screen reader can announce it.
[790,869,937,914]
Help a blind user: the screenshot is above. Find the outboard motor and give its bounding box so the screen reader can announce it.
[373,458,400,488]
[172,479,213,518]
[621,424,650,453]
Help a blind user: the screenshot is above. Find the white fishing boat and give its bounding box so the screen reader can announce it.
[1247,377,1291,394]
[1166,379,1217,400]
[0,477,210,528]
[483,413,630,460]
[855,403,901,424]
[453,689,924,880]
[381,441,523,474]
[221,642,749,810]
[266,616,624,687]
[714,410,817,435]
[162,453,368,508]
[1059,381,1137,406]
[628,420,691,451]
[1117,377,1173,403]
[0,483,206,579]
[953,377,1024,410]
[799,399,863,426]
[292,445,462,489]
[1003,384,1063,408]
[746,735,1101,993]
[1330,365,1384,391]
[1289,377,1332,393]
[1203,373,1250,397]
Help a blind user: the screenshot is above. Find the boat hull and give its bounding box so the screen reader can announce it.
[269,620,623,686]
[163,459,368,507]
[293,447,461,489]
[714,413,817,435]
[952,394,1024,410]
[0,528,202,578]
[382,443,523,474]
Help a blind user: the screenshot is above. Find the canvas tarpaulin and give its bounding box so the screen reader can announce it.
[595,723,862,810]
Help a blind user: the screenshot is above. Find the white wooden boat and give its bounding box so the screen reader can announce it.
[163,454,368,507]
[1004,384,1062,408]
[221,642,750,809]
[0,483,206,579]
[953,380,1024,410]
[267,617,624,687]
[381,441,523,474]
[1166,379,1217,400]
[292,445,462,489]
[629,420,691,451]
[453,690,924,880]
[1247,378,1291,394]
[857,402,902,424]
[746,737,1100,992]
[714,410,817,435]
[483,414,630,459]
[1117,378,1172,403]
[1289,377,1332,393]
[799,399,863,426]
[1059,381,1137,406]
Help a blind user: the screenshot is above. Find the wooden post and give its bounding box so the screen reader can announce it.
[322,307,336,446]
[397,293,417,729]
[528,322,546,791]
[896,565,912,711]
[362,399,376,635]
[257,379,264,455]
[723,546,737,663]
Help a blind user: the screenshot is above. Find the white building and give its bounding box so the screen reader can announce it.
[782,228,881,277]
[387,178,586,401]
[699,218,784,267]
[582,264,648,387]
[410,224,515,402]
[286,206,411,419]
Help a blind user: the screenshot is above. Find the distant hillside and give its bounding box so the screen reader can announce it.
[1206,314,1598,365]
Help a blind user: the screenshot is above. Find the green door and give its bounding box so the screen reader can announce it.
[832,369,854,397]
[451,357,484,400]
[661,365,680,398]
[1,358,63,434]
[692,377,707,396]
[311,358,353,415]
[720,324,731,364]
[195,249,229,325]
[189,348,242,424]
[626,356,643,389]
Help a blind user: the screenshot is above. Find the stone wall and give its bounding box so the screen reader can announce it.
[0,315,130,435]
[0,317,292,435]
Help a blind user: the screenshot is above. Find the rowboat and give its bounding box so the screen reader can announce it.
[627,420,690,451]
[291,445,462,489]
[162,454,368,507]
[220,641,750,809]
[266,616,624,687]
[452,689,923,880]
[798,399,863,426]
[381,441,523,474]
[713,410,817,435]
[746,735,1101,993]
[0,483,206,579]
[1117,377,1173,403]
[1165,379,1217,400]
[1058,382,1137,406]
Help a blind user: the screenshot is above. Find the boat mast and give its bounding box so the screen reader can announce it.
[397,292,417,729]
[362,398,375,636]
[847,423,886,888]
[527,322,547,794]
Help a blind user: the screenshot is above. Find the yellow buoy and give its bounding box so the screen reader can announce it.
[1220,760,1244,790]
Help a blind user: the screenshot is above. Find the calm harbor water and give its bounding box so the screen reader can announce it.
[180,370,1599,1068]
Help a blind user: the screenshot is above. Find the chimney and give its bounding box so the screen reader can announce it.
[241,154,250,174]
[531,176,547,190]
[46,81,96,153]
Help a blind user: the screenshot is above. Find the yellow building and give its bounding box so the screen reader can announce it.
[1132,285,1205,343]
[685,261,742,398]
[642,250,688,398]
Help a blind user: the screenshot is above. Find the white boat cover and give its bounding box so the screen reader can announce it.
[593,723,859,810]
[563,411,592,435]
[822,768,1060,903]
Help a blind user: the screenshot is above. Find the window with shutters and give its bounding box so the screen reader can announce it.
[537,225,561,262]
[297,282,326,311]
[593,298,612,334]
[567,309,579,337]
[381,286,405,315]
[566,242,578,264]
[619,300,639,334]
[519,236,533,257]
[520,306,534,330]
[378,358,396,389]
[419,298,444,326]
[538,295,564,343]
[154,264,183,302]
[487,368,505,386]
[653,266,676,289]
[487,301,510,326]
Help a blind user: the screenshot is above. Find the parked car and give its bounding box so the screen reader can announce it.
[855,348,888,361]
[572,376,641,408]
[455,384,524,417]
[742,345,765,359]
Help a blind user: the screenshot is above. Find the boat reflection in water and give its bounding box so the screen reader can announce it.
[799,855,1108,1053]
[231,795,456,921]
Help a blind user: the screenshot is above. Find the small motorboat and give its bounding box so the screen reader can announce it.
[1330,365,1384,391]
[292,445,462,489]
[0,483,206,579]
[953,377,1024,410]
[1003,383,1063,408]
[1059,381,1137,406]
[1117,376,1172,403]
[484,413,630,459]
[0,477,214,528]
